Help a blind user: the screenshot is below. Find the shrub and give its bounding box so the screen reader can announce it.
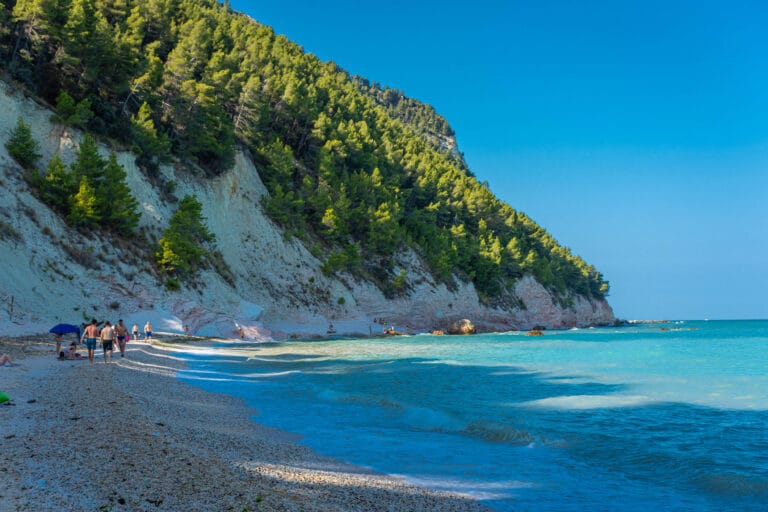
[61,242,101,270]
[391,269,408,292]
[321,243,361,275]
[210,250,235,286]
[0,220,21,242]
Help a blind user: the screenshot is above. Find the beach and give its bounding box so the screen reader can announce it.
[0,335,488,512]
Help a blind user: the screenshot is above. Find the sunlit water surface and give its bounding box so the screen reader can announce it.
[178,320,768,511]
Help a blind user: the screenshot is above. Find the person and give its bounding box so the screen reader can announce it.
[59,343,85,360]
[100,321,115,363]
[1,353,18,366]
[54,333,63,358]
[81,319,100,363]
[144,321,152,343]
[114,319,128,357]
[131,323,140,341]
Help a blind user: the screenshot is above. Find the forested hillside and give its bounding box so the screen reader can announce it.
[0,0,608,302]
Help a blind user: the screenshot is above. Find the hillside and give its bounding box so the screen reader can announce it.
[0,0,615,337]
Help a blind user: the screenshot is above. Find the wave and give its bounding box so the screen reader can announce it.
[462,420,536,445]
[396,474,535,500]
[317,389,401,409]
[401,406,465,432]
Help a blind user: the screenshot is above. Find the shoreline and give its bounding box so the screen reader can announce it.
[0,334,489,511]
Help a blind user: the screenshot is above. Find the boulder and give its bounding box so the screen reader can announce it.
[447,319,476,335]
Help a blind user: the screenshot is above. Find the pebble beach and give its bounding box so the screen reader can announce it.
[0,335,488,512]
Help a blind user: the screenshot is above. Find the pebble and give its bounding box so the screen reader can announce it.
[0,336,490,511]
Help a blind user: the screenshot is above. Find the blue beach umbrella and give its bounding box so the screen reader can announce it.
[49,323,81,339]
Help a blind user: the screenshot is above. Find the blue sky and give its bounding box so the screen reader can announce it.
[231,1,768,320]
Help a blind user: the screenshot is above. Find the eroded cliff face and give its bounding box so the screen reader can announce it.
[0,82,614,338]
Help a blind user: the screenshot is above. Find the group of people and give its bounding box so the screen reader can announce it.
[58,320,153,363]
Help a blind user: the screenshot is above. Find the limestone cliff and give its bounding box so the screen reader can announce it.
[0,82,614,338]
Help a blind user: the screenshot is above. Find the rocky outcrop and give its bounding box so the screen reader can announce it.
[0,81,615,338]
[447,319,476,335]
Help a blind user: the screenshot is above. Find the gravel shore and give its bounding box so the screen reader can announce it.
[0,335,489,512]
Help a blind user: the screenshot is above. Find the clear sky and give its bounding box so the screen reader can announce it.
[231,0,768,320]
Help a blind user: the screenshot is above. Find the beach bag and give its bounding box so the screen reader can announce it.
[0,392,10,404]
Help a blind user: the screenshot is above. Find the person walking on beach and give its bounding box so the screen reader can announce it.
[115,319,128,357]
[144,321,152,343]
[82,319,100,363]
[131,323,140,341]
[100,321,115,363]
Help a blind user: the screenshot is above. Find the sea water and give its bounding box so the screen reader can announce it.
[177,320,768,511]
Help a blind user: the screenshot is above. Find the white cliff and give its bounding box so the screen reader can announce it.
[0,81,615,339]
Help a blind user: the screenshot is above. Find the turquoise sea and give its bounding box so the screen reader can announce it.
[178,320,768,511]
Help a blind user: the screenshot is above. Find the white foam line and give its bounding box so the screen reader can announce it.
[177,375,256,384]
[520,394,654,410]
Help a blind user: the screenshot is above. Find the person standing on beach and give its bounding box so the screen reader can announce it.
[100,321,115,363]
[144,321,152,343]
[131,323,140,341]
[54,333,63,358]
[115,319,128,357]
[82,319,100,363]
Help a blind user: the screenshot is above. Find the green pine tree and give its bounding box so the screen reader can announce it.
[51,91,94,129]
[5,116,41,170]
[70,134,105,185]
[156,195,215,276]
[39,155,75,213]
[68,176,100,228]
[131,102,170,161]
[98,153,140,234]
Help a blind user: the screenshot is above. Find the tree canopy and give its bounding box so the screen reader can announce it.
[25,133,141,235]
[0,0,609,301]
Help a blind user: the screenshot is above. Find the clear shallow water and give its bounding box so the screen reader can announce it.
[178,320,768,511]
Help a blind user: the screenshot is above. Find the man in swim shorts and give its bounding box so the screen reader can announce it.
[144,321,152,344]
[82,319,100,363]
[115,319,128,357]
[100,321,115,363]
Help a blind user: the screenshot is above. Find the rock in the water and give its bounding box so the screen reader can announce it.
[447,319,476,335]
